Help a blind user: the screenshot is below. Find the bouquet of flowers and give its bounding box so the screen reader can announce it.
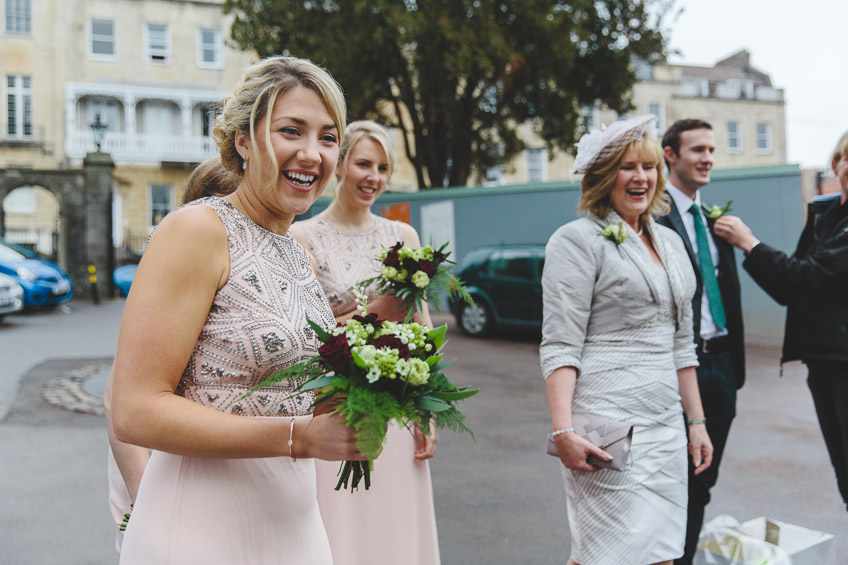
[240,295,478,491]
[360,242,475,322]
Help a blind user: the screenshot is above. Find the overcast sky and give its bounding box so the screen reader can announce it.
[662,0,846,170]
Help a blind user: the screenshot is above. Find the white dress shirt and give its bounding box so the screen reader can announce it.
[666,183,727,340]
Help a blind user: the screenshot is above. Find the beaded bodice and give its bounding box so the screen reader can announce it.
[296,215,404,317]
[175,197,336,417]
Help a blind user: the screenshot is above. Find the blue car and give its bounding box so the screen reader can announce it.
[0,237,73,307]
[113,264,138,297]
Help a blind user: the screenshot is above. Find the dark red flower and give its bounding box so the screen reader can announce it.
[372,334,410,359]
[402,258,420,274]
[319,333,352,372]
[417,259,436,277]
[383,242,404,268]
[384,249,400,268]
[433,249,446,264]
[352,313,384,328]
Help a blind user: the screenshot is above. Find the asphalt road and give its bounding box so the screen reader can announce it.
[0,301,845,564]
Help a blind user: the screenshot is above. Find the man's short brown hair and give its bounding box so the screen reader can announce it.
[661,119,713,156]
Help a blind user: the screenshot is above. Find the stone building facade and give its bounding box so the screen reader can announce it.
[489,50,787,187]
[1,1,788,259]
[1,0,255,257]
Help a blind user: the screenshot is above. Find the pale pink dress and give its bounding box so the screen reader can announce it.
[297,215,441,565]
[119,197,337,565]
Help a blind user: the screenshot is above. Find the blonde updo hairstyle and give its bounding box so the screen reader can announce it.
[578,136,669,225]
[336,120,396,186]
[212,56,347,194]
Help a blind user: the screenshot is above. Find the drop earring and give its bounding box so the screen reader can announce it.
[242,160,247,171]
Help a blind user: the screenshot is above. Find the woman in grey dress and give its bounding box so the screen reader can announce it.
[541,115,713,565]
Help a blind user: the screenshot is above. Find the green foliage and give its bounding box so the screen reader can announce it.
[223,0,671,188]
[238,309,479,490]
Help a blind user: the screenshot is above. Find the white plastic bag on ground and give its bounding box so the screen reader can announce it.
[695,515,836,565]
[695,515,791,565]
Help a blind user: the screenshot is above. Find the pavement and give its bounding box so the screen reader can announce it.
[0,299,845,564]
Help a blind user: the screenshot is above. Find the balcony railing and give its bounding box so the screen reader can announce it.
[66,130,218,163]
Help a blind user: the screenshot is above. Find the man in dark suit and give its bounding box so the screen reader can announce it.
[658,119,745,565]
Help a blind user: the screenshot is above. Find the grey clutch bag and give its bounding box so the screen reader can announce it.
[546,413,634,471]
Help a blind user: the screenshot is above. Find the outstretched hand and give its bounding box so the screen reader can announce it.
[553,432,613,472]
[713,216,759,253]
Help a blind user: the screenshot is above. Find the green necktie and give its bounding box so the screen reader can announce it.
[689,203,726,331]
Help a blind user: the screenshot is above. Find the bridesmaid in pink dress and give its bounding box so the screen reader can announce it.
[104,157,238,553]
[109,57,373,564]
[291,120,441,565]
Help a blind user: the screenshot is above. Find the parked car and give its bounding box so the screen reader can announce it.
[0,237,73,307]
[0,272,25,319]
[449,244,545,336]
[113,264,138,297]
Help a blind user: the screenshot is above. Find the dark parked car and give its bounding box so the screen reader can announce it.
[450,244,545,336]
[0,237,73,307]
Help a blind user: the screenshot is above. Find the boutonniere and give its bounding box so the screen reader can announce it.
[597,221,628,246]
[703,200,733,220]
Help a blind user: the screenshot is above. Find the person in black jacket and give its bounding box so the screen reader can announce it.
[714,130,848,510]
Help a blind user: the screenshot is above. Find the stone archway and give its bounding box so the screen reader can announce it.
[0,152,115,299]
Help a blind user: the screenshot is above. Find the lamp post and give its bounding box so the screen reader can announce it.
[84,112,115,301]
[90,112,108,152]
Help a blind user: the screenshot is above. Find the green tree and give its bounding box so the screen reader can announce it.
[224,0,670,188]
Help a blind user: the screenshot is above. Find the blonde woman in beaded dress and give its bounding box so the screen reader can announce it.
[110,57,374,564]
[290,120,440,565]
[104,156,239,553]
[540,115,713,565]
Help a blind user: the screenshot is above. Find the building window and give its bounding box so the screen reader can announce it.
[90,19,115,59]
[525,147,546,183]
[89,97,121,133]
[646,102,664,133]
[5,0,30,35]
[145,23,170,64]
[149,185,173,227]
[726,121,741,154]
[756,122,772,154]
[681,77,709,97]
[197,28,223,68]
[6,74,32,138]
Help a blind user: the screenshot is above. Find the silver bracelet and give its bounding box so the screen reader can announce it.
[548,427,575,440]
[686,417,707,426]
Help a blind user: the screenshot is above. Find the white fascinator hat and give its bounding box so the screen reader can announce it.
[570,114,658,175]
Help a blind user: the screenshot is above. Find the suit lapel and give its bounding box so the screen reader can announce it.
[663,204,698,269]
